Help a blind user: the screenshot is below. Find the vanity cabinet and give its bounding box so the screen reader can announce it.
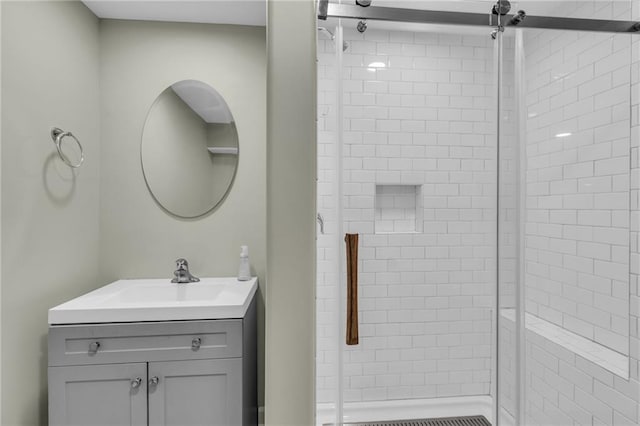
[48,298,257,426]
[49,363,147,425]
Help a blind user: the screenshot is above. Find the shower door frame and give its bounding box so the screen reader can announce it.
[317,2,640,425]
[320,2,640,34]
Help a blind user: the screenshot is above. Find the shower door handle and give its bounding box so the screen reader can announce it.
[345,233,359,345]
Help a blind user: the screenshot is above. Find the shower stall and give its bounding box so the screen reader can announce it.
[316,1,640,425]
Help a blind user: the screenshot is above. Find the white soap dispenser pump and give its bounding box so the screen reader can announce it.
[238,245,251,281]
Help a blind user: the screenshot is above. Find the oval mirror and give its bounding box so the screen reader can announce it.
[141,80,239,218]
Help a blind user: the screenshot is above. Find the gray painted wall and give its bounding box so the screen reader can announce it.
[1,1,101,424]
[0,0,3,419]
[265,0,317,424]
[99,18,266,406]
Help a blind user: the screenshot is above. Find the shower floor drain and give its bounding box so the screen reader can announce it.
[334,415,492,426]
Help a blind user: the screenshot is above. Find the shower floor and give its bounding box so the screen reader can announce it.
[316,396,494,426]
[334,416,491,426]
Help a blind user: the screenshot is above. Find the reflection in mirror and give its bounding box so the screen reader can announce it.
[141,80,239,218]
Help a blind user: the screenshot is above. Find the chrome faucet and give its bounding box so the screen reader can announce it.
[171,258,200,283]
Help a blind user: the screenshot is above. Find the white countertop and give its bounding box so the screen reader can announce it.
[48,277,258,325]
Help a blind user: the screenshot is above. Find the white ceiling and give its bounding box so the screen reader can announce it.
[81,0,266,27]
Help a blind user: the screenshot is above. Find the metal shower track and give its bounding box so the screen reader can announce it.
[318,2,640,34]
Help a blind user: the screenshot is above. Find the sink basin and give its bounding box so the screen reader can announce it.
[48,277,258,324]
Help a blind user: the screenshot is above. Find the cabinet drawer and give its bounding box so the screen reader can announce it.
[48,320,242,366]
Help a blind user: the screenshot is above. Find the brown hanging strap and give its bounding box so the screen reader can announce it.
[345,233,359,345]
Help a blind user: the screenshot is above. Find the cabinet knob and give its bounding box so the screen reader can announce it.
[149,376,160,387]
[131,377,142,389]
[191,337,202,350]
[88,341,101,354]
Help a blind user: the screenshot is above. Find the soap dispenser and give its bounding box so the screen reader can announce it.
[238,245,251,281]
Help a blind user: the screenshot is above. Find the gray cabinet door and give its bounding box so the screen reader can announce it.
[148,358,242,426]
[49,363,147,426]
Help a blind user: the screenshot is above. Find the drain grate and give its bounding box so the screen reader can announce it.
[334,415,492,426]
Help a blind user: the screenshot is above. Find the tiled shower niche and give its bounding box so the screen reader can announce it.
[375,184,423,234]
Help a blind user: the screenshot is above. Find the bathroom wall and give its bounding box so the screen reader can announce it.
[98,17,266,404]
[265,0,317,424]
[0,1,101,424]
[0,1,4,418]
[317,27,497,403]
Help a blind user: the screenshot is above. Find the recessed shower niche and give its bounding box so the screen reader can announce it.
[374,184,423,234]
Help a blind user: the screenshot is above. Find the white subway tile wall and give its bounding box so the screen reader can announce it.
[317,27,497,404]
[501,315,639,426]
[524,9,632,354]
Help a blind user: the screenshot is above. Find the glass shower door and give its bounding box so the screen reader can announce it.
[316,15,507,425]
[498,2,638,425]
[316,20,342,426]
[515,24,635,426]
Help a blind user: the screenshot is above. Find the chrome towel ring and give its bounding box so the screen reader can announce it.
[51,127,84,168]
